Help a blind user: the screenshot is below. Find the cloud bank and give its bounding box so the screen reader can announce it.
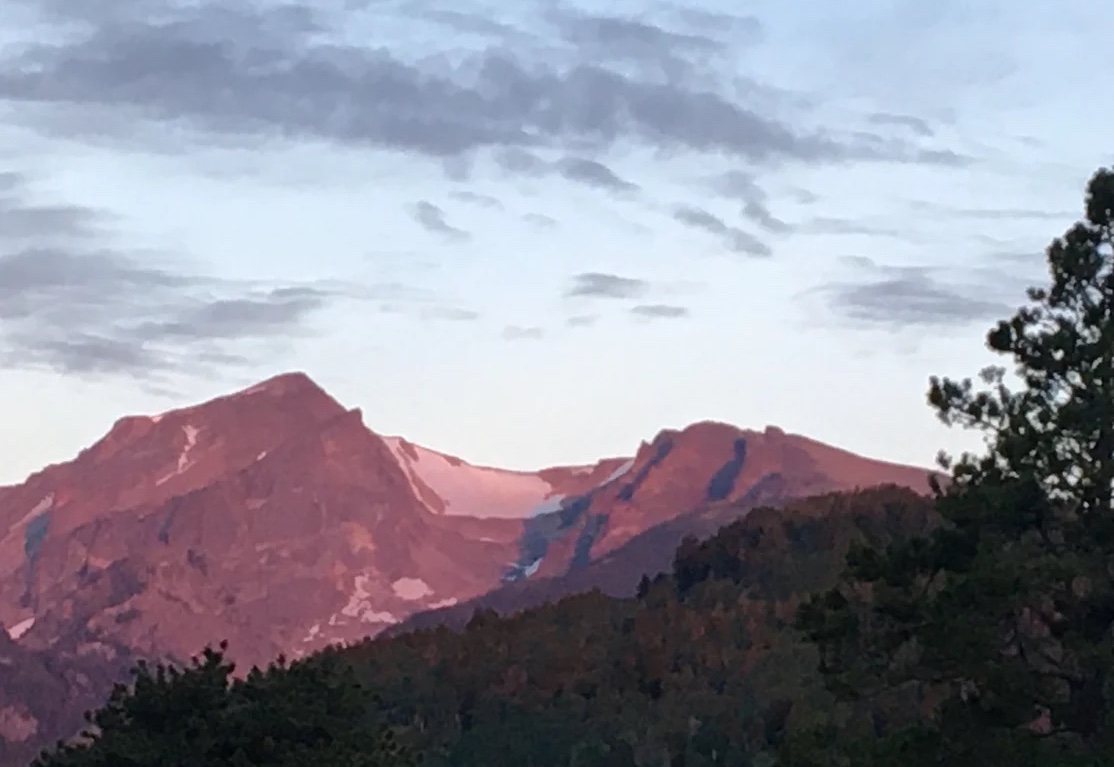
[0,171,351,379]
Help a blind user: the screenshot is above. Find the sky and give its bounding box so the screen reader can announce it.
[0,0,1111,484]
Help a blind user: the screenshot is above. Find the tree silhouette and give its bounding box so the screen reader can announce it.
[796,167,1114,766]
[32,642,416,767]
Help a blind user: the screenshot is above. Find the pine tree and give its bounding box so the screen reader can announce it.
[794,167,1114,766]
[31,642,416,767]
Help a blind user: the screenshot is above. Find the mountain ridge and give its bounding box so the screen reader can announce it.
[0,370,937,763]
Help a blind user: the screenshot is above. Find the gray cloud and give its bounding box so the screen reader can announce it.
[523,212,558,228]
[566,272,648,300]
[868,112,935,137]
[556,157,639,194]
[410,201,469,241]
[790,188,820,205]
[798,216,903,237]
[0,171,345,379]
[421,8,527,40]
[665,6,763,40]
[493,150,639,195]
[711,170,763,201]
[19,335,157,376]
[420,306,481,322]
[913,149,970,167]
[0,194,103,240]
[631,304,689,319]
[566,314,599,327]
[742,200,790,234]
[672,205,772,256]
[133,287,331,342]
[502,325,544,340]
[449,191,504,210]
[546,8,737,81]
[494,148,550,176]
[817,260,1016,329]
[0,1,966,175]
[706,171,790,233]
[552,11,727,55]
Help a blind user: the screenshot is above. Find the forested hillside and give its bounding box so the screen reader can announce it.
[342,484,937,766]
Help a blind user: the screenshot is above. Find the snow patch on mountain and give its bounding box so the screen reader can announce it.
[383,436,556,519]
[391,577,433,600]
[6,617,34,640]
[8,494,53,536]
[504,457,637,582]
[600,458,635,486]
[179,426,199,470]
[155,425,201,486]
[528,494,565,517]
[337,575,399,625]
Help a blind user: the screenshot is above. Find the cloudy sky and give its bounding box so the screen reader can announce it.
[0,0,1110,483]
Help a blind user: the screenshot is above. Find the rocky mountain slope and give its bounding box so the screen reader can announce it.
[393,427,938,634]
[0,628,135,765]
[0,371,934,762]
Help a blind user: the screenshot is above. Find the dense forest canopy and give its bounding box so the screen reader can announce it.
[26,166,1114,767]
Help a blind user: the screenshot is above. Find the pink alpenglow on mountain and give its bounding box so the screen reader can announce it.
[0,371,935,758]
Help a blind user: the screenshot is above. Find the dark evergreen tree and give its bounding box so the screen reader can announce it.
[795,167,1114,766]
[31,642,416,767]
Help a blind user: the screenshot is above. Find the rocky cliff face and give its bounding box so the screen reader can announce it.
[0,625,135,766]
[0,371,935,763]
[497,420,933,585]
[1,373,529,671]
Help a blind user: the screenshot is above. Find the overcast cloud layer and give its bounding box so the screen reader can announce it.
[0,1,951,167]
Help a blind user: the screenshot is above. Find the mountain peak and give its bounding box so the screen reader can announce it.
[133,371,339,426]
[84,373,339,459]
[13,372,353,535]
[673,420,745,440]
[232,371,325,400]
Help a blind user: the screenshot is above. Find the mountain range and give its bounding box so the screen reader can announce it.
[0,371,934,763]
